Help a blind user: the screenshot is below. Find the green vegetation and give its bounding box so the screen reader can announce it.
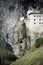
[11,46,43,65]
[35,38,40,48]
[0,21,3,31]
[0,36,3,49]
[0,35,4,64]
[35,38,43,48]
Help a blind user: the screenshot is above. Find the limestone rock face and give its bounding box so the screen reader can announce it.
[2,7,27,57]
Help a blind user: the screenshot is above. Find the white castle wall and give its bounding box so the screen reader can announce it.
[24,9,43,47]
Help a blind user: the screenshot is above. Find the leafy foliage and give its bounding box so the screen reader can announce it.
[0,35,3,49]
[35,38,43,48]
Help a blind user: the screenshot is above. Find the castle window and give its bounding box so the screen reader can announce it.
[34,22,36,24]
[34,19,36,21]
[39,15,41,17]
[34,15,35,17]
[37,15,38,17]
[39,19,41,21]
[42,22,43,24]
[39,22,41,24]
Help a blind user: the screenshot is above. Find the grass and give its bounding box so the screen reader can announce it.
[0,21,3,31]
[11,46,43,65]
[0,35,4,62]
[0,21,4,57]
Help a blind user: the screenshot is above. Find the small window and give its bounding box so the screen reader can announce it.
[34,15,35,17]
[37,15,38,17]
[39,19,41,21]
[42,22,43,24]
[39,22,41,24]
[34,22,36,24]
[39,15,41,17]
[34,19,36,21]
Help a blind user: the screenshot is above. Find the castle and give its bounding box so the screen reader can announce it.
[16,8,43,57]
[24,8,43,47]
[2,7,43,57]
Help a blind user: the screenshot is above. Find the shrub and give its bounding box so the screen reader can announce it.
[40,38,43,45]
[35,38,43,48]
[35,38,40,48]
